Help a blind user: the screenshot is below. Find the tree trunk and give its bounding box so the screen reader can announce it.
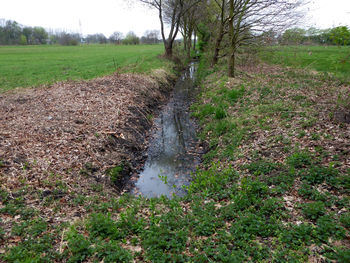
[212,26,224,66]
[193,30,196,51]
[228,0,235,77]
[186,36,191,59]
[228,50,235,77]
[164,41,173,58]
[212,0,226,66]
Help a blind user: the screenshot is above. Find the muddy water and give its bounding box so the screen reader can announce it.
[133,63,200,198]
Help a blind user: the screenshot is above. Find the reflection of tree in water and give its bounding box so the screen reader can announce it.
[134,63,200,198]
[173,110,185,151]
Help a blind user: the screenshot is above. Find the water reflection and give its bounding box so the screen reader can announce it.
[133,63,199,198]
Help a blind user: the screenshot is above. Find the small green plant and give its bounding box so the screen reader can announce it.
[280,223,313,249]
[315,215,346,242]
[259,86,272,99]
[215,107,227,119]
[95,240,132,263]
[333,248,350,263]
[158,174,168,185]
[91,183,104,192]
[146,114,153,121]
[301,118,316,128]
[0,222,5,241]
[65,230,93,263]
[302,166,339,185]
[297,130,306,138]
[246,160,280,176]
[287,151,312,168]
[87,213,121,240]
[227,86,245,104]
[301,201,326,220]
[340,212,350,228]
[192,103,215,120]
[107,165,123,184]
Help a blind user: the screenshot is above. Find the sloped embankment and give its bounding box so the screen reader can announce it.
[0,69,174,230]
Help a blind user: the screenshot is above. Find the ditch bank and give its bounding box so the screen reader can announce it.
[0,69,176,202]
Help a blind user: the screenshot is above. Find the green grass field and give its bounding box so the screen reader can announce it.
[260,45,350,81]
[0,44,168,92]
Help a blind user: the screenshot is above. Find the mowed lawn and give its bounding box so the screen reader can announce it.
[260,45,350,81]
[0,44,167,92]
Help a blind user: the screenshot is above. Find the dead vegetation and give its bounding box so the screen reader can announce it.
[0,70,173,220]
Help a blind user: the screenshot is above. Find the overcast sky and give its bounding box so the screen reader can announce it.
[0,0,349,37]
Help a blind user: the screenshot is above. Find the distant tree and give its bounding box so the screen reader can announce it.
[19,34,27,45]
[281,28,306,45]
[257,30,279,46]
[86,33,107,44]
[123,31,140,45]
[57,32,80,45]
[2,20,21,44]
[22,27,33,44]
[32,27,48,44]
[109,31,124,44]
[329,26,350,46]
[141,30,160,44]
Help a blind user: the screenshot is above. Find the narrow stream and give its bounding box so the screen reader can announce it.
[133,63,200,198]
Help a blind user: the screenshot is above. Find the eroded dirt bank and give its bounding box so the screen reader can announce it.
[0,70,174,224]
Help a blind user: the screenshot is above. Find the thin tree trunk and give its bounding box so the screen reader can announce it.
[228,0,235,77]
[187,36,191,59]
[193,30,196,51]
[212,0,226,66]
[212,25,224,66]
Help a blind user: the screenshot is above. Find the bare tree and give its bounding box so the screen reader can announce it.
[109,31,124,44]
[179,0,199,59]
[211,0,230,66]
[138,0,200,58]
[226,0,306,77]
[141,30,160,44]
[206,0,305,76]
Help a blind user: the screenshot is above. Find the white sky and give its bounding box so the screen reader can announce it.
[0,0,349,37]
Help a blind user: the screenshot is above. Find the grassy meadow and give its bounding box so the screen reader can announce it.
[260,45,350,82]
[0,44,168,92]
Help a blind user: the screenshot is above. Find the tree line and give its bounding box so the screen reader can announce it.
[0,19,161,46]
[279,26,350,46]
[138,0,349,77]
[138,0,306,77]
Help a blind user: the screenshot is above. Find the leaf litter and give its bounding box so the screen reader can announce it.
[0,71,173,247]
